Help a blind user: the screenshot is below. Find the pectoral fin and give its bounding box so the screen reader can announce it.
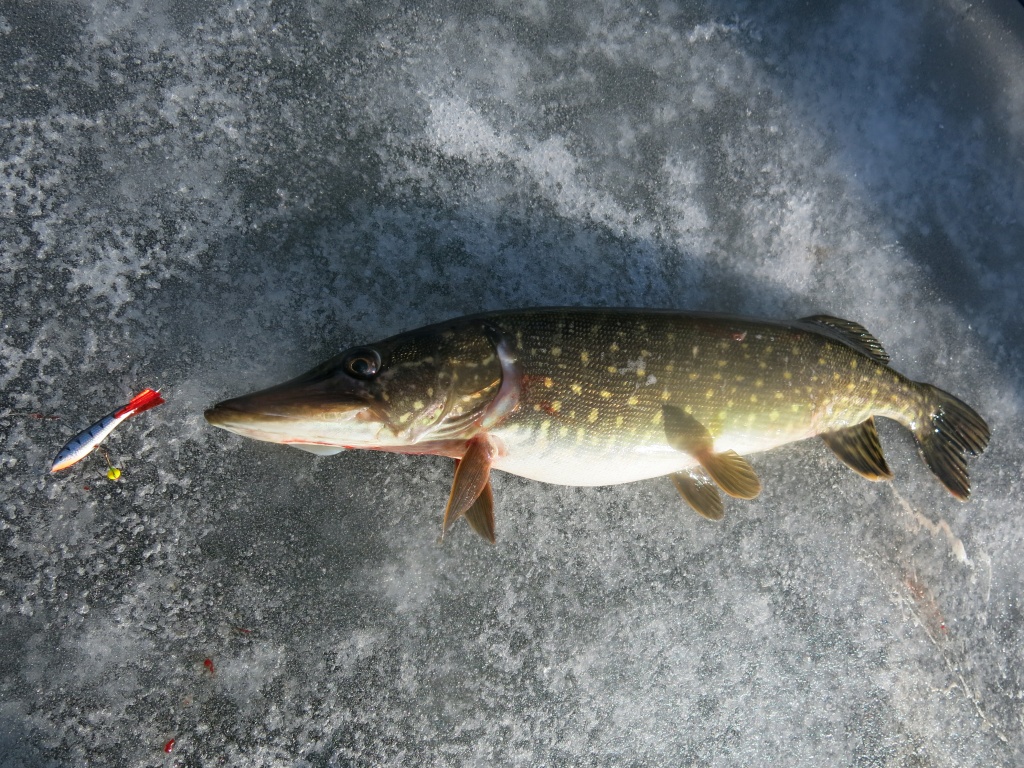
[663,405,762,499]
[670,470,724,520]
[464,481,496,543]
[442,438,494,538]
[821,418,893,481]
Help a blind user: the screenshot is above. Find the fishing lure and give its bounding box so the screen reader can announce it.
[50,388,165,473]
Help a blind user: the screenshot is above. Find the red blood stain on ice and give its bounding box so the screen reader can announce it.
[163,738,176,753]
[203,658,215,676]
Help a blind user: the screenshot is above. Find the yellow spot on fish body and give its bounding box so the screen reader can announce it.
[661,390,671,401]
[551,401,562,411]
[692,346,700,358]
[636,369,646,378]
[601,390,612,399]
[684,405,693,414]
[610,342,620,352]
[689,372,699,380]
[581,351,590,364]
[705,389,715,399]
[413,400,424,410]
[533,404,542,411]
[559,426,569,437]
[544,377,553,388]
[769,410,779,421]
[571,383,583,395]
[399,413,411,424]
[783,371,792,380]
[651,411,663,425]
[576,427,586,442]
[627,396,639,406]
[552,347,562,357]
[540,420,551,435]
[850,360,858,369]
[607,366,618,373]
[713,373,722,381]
[750,394,758,403]
[718,360,728,367]
[818,358,826,365]
[588,408,599,423]
[665,363,674,372]
[616,414,624,427]
[755,379,763,388]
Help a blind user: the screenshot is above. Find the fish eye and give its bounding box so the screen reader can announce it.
[342,347,381,379]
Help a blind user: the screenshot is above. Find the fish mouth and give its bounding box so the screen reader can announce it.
[204,374,372,444]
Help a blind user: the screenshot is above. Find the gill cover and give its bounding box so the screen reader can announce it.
[370,321,521,444]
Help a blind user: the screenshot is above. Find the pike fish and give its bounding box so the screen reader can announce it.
[205,309,989,541]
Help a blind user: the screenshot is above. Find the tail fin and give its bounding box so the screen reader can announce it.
[912,384,990,500]
[115,388,165,419]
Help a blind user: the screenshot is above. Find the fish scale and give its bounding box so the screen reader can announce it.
[206,308,990,541]
[490,311,910,486]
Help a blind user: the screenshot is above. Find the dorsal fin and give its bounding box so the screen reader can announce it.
[798,315,890,364]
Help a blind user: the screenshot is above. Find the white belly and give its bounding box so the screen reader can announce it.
[490,427,812,486]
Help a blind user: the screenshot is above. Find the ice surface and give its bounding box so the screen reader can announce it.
[2,0,1023,765]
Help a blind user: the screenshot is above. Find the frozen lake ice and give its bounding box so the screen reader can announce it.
[2,0,1023,765]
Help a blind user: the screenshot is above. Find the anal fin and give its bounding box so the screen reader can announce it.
[663,405,762,500]
[442,438,494,538]
[670,470,724,520]
[821,418,893,481]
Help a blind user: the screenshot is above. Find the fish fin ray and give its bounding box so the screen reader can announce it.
[821,418,893,481]
[463,481,496,543]
[663,405,761,499]
[797,315,890,364]
[699,450,762,499]
[911,384,990,500]
[442,438,493,536]
[670,470,724,520]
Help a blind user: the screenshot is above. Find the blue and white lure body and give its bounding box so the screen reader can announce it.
[50,388,164,473]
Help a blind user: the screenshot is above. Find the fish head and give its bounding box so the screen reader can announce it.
[205,321,520,452]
